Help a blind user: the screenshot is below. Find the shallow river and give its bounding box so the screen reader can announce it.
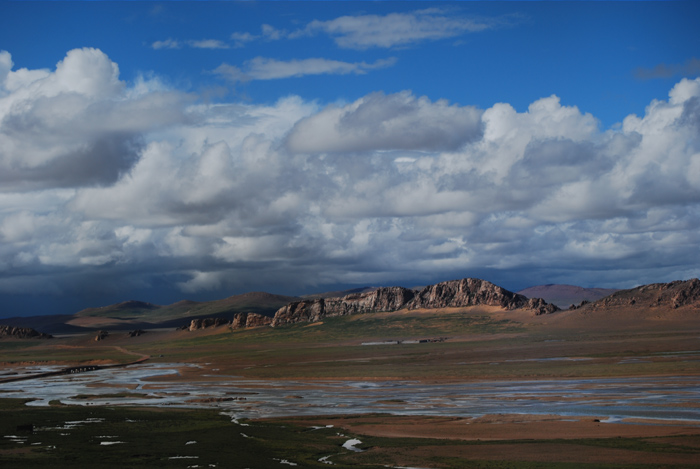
[1,363,699,424]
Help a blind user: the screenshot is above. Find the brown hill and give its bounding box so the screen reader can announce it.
[517,284,619,308]
[547,278,700,331]
[70,291,299,329]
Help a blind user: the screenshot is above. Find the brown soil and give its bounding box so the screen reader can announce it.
[275,413,700,466]
[286,413,700,441]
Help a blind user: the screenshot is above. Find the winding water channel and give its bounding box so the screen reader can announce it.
[1,363,699,424]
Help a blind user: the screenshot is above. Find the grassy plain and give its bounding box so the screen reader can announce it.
[2,398,700,468]
[2,305,700,467]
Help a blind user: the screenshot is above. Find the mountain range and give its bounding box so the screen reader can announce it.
[1,278,698,336]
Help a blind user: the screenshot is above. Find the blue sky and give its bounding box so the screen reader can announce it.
[1,1,699,317]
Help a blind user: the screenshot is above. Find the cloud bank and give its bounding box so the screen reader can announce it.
[1,48,700,305]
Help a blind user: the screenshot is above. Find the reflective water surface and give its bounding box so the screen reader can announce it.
[1,363,699,423]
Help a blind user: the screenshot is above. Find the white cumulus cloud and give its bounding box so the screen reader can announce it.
[1,46,700,301]
[286,91,483,153]
[0,48,192,191]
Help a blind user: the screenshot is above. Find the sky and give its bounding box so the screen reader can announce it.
[1,1,700,317]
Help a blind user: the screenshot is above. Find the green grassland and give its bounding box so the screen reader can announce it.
[1,399,699,468]
[0,341,139,366]
[5,306,700,380]
[118,308,700,380]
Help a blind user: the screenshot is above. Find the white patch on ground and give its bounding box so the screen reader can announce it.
[186,440,197,445]
[318,455,334,464]
[342,438,364,452]
[310,424,335,430]
[60,418,105,429]
[100,441,125,445]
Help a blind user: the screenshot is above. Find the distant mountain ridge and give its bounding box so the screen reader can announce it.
[517,284,620,308]
[4,278,700,335]
[66,292,300,331]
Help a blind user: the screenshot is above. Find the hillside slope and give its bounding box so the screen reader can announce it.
[68,292,300,329]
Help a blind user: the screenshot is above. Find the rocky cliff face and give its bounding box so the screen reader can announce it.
[407,278,558,315]
[233,312,272,329]
[272,279,558,326]
[0,325,52,339]
[409,278,521,310]
[271,287,415,326]
[188,318,230,331]
[326,287,416,315]
[184,313,273,331]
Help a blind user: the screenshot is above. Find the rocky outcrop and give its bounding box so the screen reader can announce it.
[244,312,273,328]
[127,329,146,338]
[587,278,700,310]
[407,279,558,316]
[94,330,109,341]
[188,318,229,331]
[326,287,415,315]
[408,278,525,310]
[272,279,558,326]
[231,312,273,329]
[272,299,325,326]
[272,287,416,326]
[0,325,52,339]
[181,313,273,331]
[525,297,560,316]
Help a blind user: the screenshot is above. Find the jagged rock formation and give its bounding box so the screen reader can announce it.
[94,330,109,341]
[584,278,700,310]
[0,325,52,339]
[407,278,556,314]
[231,312,273,329]
[183,313,273,332]
[127,329,146,338]
[272,287,416,326]
[188,318,230,331]
[569,300,590,310]
[272,279,558,327]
